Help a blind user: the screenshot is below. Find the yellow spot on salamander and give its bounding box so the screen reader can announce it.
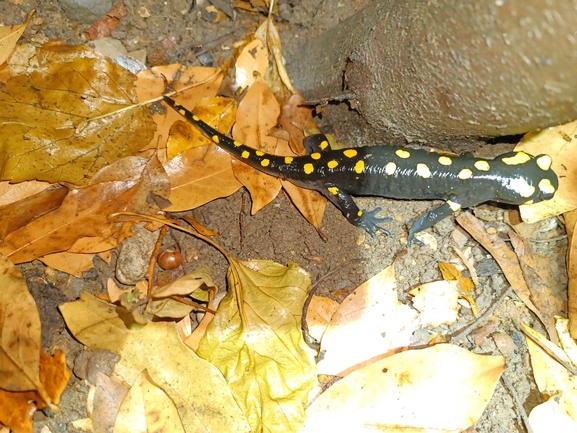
[233,140,242,147]
[193,115,200,122]
[536,155,553,171]
[212,135,219,143]
[474,160,490,171]
[502,152,531,165]
[178,109,186,116]
[509,177,536,198]
[538,178,556,195]
[242,150,250,159]
[255,150,265,157]
[304,163,314,174]
[357,210,363,217]
[328,160,339,169]
[320,140,329,150]
[285,156,294,164]
[438,156,452,166]
[311,152,321,160]
[385,162,397,175]
[416,163,431,178]
[261,159,270,167]
[447,200,461,212]
[328,187,339,195]
[354,160,365,174]
[396,149,410,159]
[343,149,357,158]
[458,169,473,180]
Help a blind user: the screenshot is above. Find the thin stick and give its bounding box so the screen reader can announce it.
[449,287,512,344]
[501,374,535,433]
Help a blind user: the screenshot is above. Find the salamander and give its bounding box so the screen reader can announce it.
[163,96,559,245]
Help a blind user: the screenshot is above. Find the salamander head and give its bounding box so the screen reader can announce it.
[495,152,558,205]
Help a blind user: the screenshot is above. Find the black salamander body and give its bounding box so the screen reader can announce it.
[164,97,558,245]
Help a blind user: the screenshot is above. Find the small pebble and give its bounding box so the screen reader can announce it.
[493,332,516,357]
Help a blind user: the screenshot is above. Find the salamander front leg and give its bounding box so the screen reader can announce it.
[325,186,392,237]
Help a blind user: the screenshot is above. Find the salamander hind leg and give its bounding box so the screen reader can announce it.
[325,186,392,237]
[407,192,491,246]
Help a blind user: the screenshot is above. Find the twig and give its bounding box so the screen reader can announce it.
[530,235,567,243]
[501,374,535,433]
[449,287,513,344]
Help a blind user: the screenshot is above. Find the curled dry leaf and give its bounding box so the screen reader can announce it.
[196,258,317,433]
[0,44,155,185]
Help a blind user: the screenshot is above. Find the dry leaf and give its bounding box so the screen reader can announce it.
[135,65,223,154]
[438,261,474,294]
[165,143,242,211]
[59,292,131,353]
[0,10,34,66]
[0,181,137,264]
[305,295,340,344]
[166,97,237,159]
[278,138,327,234]
[509,230,565,340]
[456,212,557,343]
[92,373,129,433]
[304,344,505,433]
[0,44,155,185]
[39,251,95,278]
[231,76,282,214]
[0,185,68,241]
[0,181,52,207]
[529,399,577,433]
[60,293,250,432]
[278,94,318,155]
[525,320,577,429]
[0,304,69,433]
[517,120,577,222]
[84,4,127,41]
[316,265,419,376]
[410,280,459,327]
[566,209,577,338]
[114,370,185,433]
[196,259,317,433]
[0,253,46,396]
[235,39,268,91]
